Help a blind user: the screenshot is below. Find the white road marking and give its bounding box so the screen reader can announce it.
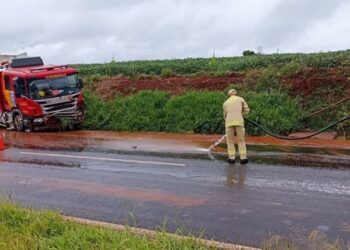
[20,152,186,167]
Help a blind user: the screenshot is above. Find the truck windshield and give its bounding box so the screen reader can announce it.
[29,74,79,100]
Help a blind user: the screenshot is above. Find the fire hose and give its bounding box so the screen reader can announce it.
[208,115,350,151]
[208,95,350,151]
[245,115,350,140]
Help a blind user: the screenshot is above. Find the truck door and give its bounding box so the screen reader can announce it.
[3,75,16,110]
[0,72,5,112]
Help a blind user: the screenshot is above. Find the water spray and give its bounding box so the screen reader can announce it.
[208,134,226,151]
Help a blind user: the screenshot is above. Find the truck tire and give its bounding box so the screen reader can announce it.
[74,123,82,130]
[0,112,7,127]
[13,111,25,132]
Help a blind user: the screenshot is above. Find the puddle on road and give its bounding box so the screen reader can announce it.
[3,157,82,169]
[2,131,209,158]
[214,142,350,156]
[1,172,208,207]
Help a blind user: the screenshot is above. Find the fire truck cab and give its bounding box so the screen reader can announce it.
[0,57,84,131]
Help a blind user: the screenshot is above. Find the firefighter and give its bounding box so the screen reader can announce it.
[223,89,250,164]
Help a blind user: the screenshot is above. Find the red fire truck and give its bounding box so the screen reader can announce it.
[0,57,84,131]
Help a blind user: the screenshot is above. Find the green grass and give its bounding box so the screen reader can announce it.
[243,90,304,136]
[1,202,348,250]
[262,232,349,250]
[162,92,226,134]
[0,202,214,250]
[74,50,350,78]
[83,90,303,135]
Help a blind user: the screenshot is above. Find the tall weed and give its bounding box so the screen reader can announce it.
[83,90,303,135]
[163,92,226,133]
[243,90,304,135]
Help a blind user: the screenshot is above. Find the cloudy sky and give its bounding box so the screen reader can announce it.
[0,0,349,64]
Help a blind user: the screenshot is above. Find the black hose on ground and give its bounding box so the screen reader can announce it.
[208,96,350,151]
[244,116,350,140]
[208,116,350,151]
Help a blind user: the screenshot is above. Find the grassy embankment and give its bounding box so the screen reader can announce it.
[0,202,215,250]
[83,90,302,136]
[75,50,350,137]
[1,202,348,250]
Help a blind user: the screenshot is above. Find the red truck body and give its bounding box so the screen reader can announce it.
[0,57,84,131]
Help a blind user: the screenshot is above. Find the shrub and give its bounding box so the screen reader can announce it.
[208,56,218,71]
[109,91,169,131]
[160,68,176,78]
[163,92,226,133]
[243,90,304,135]
[279,60,305,77]
[82,91,113,130]
[83,90,303,136]
[336,102,350,139]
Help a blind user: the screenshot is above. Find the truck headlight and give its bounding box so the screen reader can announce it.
[33,118,44,124]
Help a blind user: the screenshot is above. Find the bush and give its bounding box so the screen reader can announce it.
[109,91,169,131]
[244,90,304,135]
[160,68,176,77]
[336,103,350,139]
[83,90,303,136]
[299,82,349,130]
[163,92,226,133]
[83,91,113,130]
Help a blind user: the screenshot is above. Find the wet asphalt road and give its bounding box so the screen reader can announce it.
[1,147,350,247]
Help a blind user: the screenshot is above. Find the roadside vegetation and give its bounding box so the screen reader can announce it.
[83,90,303,135]
[1,201,348,250]
[75,50,350,77]
[0,202,213,250]
[77,50,350,137]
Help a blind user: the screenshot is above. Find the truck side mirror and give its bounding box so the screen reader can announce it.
[78,78,84,89]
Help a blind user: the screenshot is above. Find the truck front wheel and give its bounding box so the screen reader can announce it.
[0,112,7,127]
[13,111,25,132]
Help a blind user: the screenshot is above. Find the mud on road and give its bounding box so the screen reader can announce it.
[1,130,350,247]
[2,130,350,168]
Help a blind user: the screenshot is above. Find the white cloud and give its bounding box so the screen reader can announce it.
[0,0,348,64]
[291,1,350,52]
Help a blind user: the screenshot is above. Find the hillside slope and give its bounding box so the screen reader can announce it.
[75,50,350,137]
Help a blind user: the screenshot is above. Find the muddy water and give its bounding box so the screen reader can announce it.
[3,130,350,151]
[2,130,215,153]
[0,171,207,207]
[2,130,350,167]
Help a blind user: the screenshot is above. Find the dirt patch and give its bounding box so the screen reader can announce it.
[90,67,350,100]
[284,67,350,96]
[92,73,245,100]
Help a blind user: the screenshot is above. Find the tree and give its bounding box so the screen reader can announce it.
[242,50,256,56]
